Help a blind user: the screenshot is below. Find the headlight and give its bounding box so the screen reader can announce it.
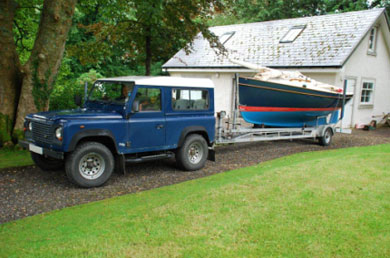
[28,122,33,131]
[55,127,63,140]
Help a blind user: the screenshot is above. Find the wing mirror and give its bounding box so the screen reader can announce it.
[75,81,88,107]
[74,94,82,106]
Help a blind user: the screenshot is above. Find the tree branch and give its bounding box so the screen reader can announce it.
[13,20,32,52]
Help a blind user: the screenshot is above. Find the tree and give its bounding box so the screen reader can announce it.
[370,0,390,16]
[324,0,368,13]
[75,0,224,75]
[66,1,144,78]
[0,0,77,145]
[209,0,380,26]
[0,1,21,145]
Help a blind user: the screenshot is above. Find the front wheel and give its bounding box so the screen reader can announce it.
[319,127,333,146]
[65,142,114,188]
[176,134,208,171]
[31,152,64,171]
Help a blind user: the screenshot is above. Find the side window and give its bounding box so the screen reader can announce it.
[360,81,375,105]
[367,27,377,54]
[134,88,161,112]
[172,89,209,110]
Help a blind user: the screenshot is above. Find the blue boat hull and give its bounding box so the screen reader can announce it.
[239,77,352,127]
[241,110,340,127]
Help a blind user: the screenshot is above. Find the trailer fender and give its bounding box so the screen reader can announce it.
[319,126,334,137]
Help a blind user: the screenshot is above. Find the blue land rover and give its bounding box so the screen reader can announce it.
[20,77,215,187]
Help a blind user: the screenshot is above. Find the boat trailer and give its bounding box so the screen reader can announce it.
[214,73,347,146]
[215,113,334,146]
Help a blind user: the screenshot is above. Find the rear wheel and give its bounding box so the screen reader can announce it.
[65,142,114,188]
[176,134,208,171]
[319,127,333,146]
[31,152,64,171]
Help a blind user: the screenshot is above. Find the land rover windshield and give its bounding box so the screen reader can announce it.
[88,81,135,104]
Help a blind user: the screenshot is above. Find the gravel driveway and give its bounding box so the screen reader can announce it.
[1,128,389,224]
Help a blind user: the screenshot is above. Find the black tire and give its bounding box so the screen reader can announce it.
[65,142,114,188]
[31,152,64,171]
[176,134,208,171]
[319,127,333,146]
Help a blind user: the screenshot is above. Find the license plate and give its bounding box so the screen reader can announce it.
[29,144,43,155]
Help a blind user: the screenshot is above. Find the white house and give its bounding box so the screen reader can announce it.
[163,8,390,128]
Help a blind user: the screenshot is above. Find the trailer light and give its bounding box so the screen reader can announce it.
[55,127,63,141]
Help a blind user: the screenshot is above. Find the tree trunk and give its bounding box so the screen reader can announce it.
[145,27,152,76]
[0,0,22,145]
[14,0,77,133]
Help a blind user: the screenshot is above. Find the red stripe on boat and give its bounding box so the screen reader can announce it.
[239,106,340,112]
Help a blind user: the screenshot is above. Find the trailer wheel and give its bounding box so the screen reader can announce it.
[31,152,64,171]
[319,127,333,146]
[176,134,208,171]
[65,142,114,188]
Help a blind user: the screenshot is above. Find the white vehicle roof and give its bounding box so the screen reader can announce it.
[97,76,214,88]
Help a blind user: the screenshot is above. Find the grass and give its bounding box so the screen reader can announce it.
[1,144,390,257]
[0,148,33,169]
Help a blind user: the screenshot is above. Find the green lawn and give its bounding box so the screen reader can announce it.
[1,144,390,257]
[0,148,33,169]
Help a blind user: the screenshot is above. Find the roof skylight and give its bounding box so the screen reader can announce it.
[218,31,235,45]
[280,25,306,43]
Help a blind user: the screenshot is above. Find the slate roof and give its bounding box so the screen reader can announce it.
[163,8,386,69]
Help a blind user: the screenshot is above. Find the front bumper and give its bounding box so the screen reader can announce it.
[19,140,64,160]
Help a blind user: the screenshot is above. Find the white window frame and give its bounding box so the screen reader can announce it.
[280,25,306,43]
[367,27,378,55]
[359,79,375,106]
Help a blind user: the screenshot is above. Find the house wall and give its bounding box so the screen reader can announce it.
[342,21,390,127]
[300,73,337,86]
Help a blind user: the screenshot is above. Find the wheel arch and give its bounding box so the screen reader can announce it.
[177,126,211,148]
[67,129,119,154]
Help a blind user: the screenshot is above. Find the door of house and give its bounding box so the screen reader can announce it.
[341,78,356,128]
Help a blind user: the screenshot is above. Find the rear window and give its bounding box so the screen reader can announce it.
[172,89,209,110]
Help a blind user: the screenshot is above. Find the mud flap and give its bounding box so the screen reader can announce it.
[115,154,126,174]
[208,148,216,162]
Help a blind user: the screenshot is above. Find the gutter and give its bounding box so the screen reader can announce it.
[164,66,342,74]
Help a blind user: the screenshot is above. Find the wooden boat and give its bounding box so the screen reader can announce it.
[231,59,353,127]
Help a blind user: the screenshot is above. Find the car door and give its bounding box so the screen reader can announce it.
[128,86,166,152]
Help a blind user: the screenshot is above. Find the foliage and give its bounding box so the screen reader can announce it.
[0,148,32,169]
[11,129,25,143]
[209,0,387,26]
[370,0,390,16]
[49,68,103,111]
[1,144,390,256]
[69,0,225,75]
[0,114,12,146]
[13,0,42,65]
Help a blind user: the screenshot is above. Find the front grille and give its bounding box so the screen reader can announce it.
[32,121,53,144]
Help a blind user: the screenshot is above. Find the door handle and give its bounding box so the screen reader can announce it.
[156,124,164,129]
